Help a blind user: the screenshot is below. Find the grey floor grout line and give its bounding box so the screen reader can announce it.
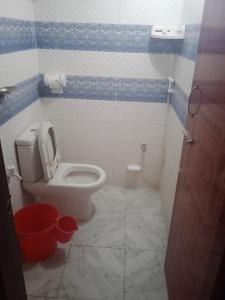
[55,240,74,299]
[123,213,127,300]
[123,188,128,300]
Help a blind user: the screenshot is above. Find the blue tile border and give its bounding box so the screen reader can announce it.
[0,17,37,54]
[0,74,189,127]
[35,22,182,54]
[0,18,200,59]
[171,83,189,126]
[0,75,40,126]
[179,24,201,61]
[39,75,169,103]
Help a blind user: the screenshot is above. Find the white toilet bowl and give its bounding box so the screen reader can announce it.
[16,121,106,221]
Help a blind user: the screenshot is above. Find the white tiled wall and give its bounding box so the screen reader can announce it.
[160,0,205,231]
[34,0,184,25]
[1,0,35,20]
[0,0,41,211]
[160,107,184,231]
[42,99,167,187]
[181,0,205,24]
[38,51,174,80]
[36,0,180,187]
[0,50,39,87]
[173,55,195,96]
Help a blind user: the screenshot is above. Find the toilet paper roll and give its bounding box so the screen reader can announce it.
[44,73,67,94]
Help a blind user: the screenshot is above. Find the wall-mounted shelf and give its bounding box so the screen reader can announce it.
[151,25,185,40]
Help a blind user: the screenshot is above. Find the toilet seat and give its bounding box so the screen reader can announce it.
[49,163,106,189]
[38,120,60,182]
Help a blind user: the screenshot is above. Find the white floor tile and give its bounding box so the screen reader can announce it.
[23,244,70,297]
[126,214,167,251]
[124,289,168,300]
[59,246,124,300]
[125,249,167,295]
[93,185,126,213]
[126,188,163,216]
[72,211,125,248]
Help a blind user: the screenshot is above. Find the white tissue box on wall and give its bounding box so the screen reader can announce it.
[151,25,185,39]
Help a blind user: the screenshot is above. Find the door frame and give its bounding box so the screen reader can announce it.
[0,141,27,300]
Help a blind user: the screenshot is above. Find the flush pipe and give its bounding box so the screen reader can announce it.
[6,165,22,183]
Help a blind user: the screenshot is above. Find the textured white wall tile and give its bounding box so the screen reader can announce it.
[34,0,184,25]
[159,106,184,231]
[38,50,174,79]
[173,55,195,96]
[0,50,39,87]
[115,122,165,145]
[42,99,166,187]
[181,0,205,24]
[0,0,35,20]
[0,100,42,212]
[42,99,63,120]
[42,99,167,124]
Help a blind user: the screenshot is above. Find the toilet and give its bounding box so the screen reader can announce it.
[16,121,106,221]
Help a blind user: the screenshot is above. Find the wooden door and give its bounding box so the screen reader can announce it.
[165,0,225,299]
[0,142,27,299]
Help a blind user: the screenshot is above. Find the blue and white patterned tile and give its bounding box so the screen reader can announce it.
[0,17,37,54]
[59,246,124,300]
[92,185,126,213]
[23,243,70,298]
[125,249,167,297]
[125,213,167,251]
[180,24,201,61]
[0,74,40,126]
[35,22,182,54]
[72,211,125,248]
[116,78,168,102]
[126,188,163,217]
[39,75,168,103]
[171,83,189,126]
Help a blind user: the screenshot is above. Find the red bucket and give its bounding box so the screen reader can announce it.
[14,203,78,262]
[56,216,78,243]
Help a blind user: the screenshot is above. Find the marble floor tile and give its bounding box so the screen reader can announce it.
[59,246,124,300]
[72,211,125,248]
[92,185,126,213]
[126,213,167,251]
[124,289,168,300]
[28,297,50,300]
[125,249,167,296]
[28,297,48,300]
[126,188,163,216]
[23,244,70,297]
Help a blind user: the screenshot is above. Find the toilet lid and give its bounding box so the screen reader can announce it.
[38,120,60,182]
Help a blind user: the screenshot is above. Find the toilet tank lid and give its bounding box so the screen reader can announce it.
[16,123,41,146]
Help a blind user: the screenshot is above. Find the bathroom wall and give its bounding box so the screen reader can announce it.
[160,0,205,231]
[34,0,184,186]
[0,0,42,210]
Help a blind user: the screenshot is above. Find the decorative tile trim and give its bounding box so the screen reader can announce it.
[0,17,37,55]
[0,75,40,126]
[179,24,201,62]
[35,22,182,54]
[171,83,189,126]
[39,75,169,103]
